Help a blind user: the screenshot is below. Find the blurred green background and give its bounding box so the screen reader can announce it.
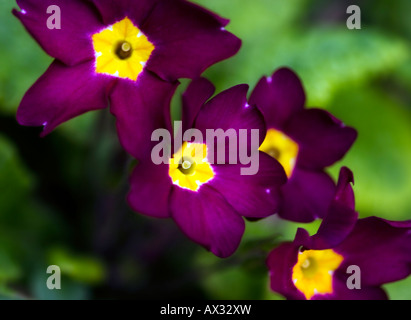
[0,0,410,300]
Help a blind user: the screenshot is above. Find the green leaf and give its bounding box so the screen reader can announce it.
[30,267,90,300]
[243,216,322,244]
[384,276,411,300]
[284,28,410,107]
[0,283,27,300]
[193,0,308,92]
[47,247,106,285]
[0,249,21,283]
[194,0,409,108]
[201,266,267,300]
[0,134,33,215]
[328,86,411,219]
[0,1,52,115]
[56,112,98,146]
[0,135,68,273]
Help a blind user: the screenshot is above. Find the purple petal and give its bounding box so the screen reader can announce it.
[286,109,357,170]
[170,185,245,258]
[334,166,355,210]
[195,84,261,133]
[266,242,306,300]
[381,219,411,228]
[314,203,358,249]
[293,166,358,248]
[279,168,336,223]
[110,71,179,160]
[143,0,241,81]
[127,161,172,219]
[16,60,112,135]
[194,85,266,164]
[208,152,287,218]
[315,277,388,300]
[182,77,215,133]
[249,68,305,130]
[89,0,158,26]
[296,202,358,250]
[13,0,103,65]
[336,217,411,286]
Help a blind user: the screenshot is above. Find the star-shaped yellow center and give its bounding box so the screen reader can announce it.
[92,17,155,81]
[259,128,299,178]
[169,142,215,192]
[292,249,344,300]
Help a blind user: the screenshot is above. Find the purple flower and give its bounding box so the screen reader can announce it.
[127,78,287,258]
[249,68,357,222]
[13,0,241,158]
[267,167,411,300]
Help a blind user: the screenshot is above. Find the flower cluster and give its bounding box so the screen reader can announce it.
[14,0,411,300]
[267,167,411,300]
[14,0,240,158]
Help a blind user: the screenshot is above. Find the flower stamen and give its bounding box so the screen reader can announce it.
[116,41,133,60]
[266,147,280,159]
[178,157,197,176]
[169,143,214,192]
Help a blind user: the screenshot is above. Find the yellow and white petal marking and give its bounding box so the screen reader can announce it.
[292,249,344,300]
[169,142,215,192]
[92,17,155,81]
[259,128,299,178]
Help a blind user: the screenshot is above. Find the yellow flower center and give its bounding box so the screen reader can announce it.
[169,142,215,192]
[92,17,155,81]
[292,249,344,300]
[259,128,299,178]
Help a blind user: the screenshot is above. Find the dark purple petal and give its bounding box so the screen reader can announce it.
[89,0,158,26]
[266,242,306,300]
[295,201,359,251]
[249,68,305,130]
[182,77,215,133]
[208,152,287,218]
[127,161,172,219]
[170,185,245,258]
[312,203,358,249]
[16,60,112,135]
[382,219,411,228]
[293,166,358,248]
[110,71,179,161]
[194,85,266,164]
[334,166,355,210]
[286,108,357,170]
[195,84,260,133]
[336,217,411,287]
[143,0,241,81]
[314,277,388,300]
[279,168,336,223]
[13,0,103,65]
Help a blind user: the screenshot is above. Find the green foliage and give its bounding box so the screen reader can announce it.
[202,266,267,300]
[0,1,52,115]
[0,134,32,213]
[0,249,21,284]
[278,28,409,106]
[196,0,410,107]
[385,276,411,301]
[29,267,90,300]
[328,86,411,220]
[47,247,106,285]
